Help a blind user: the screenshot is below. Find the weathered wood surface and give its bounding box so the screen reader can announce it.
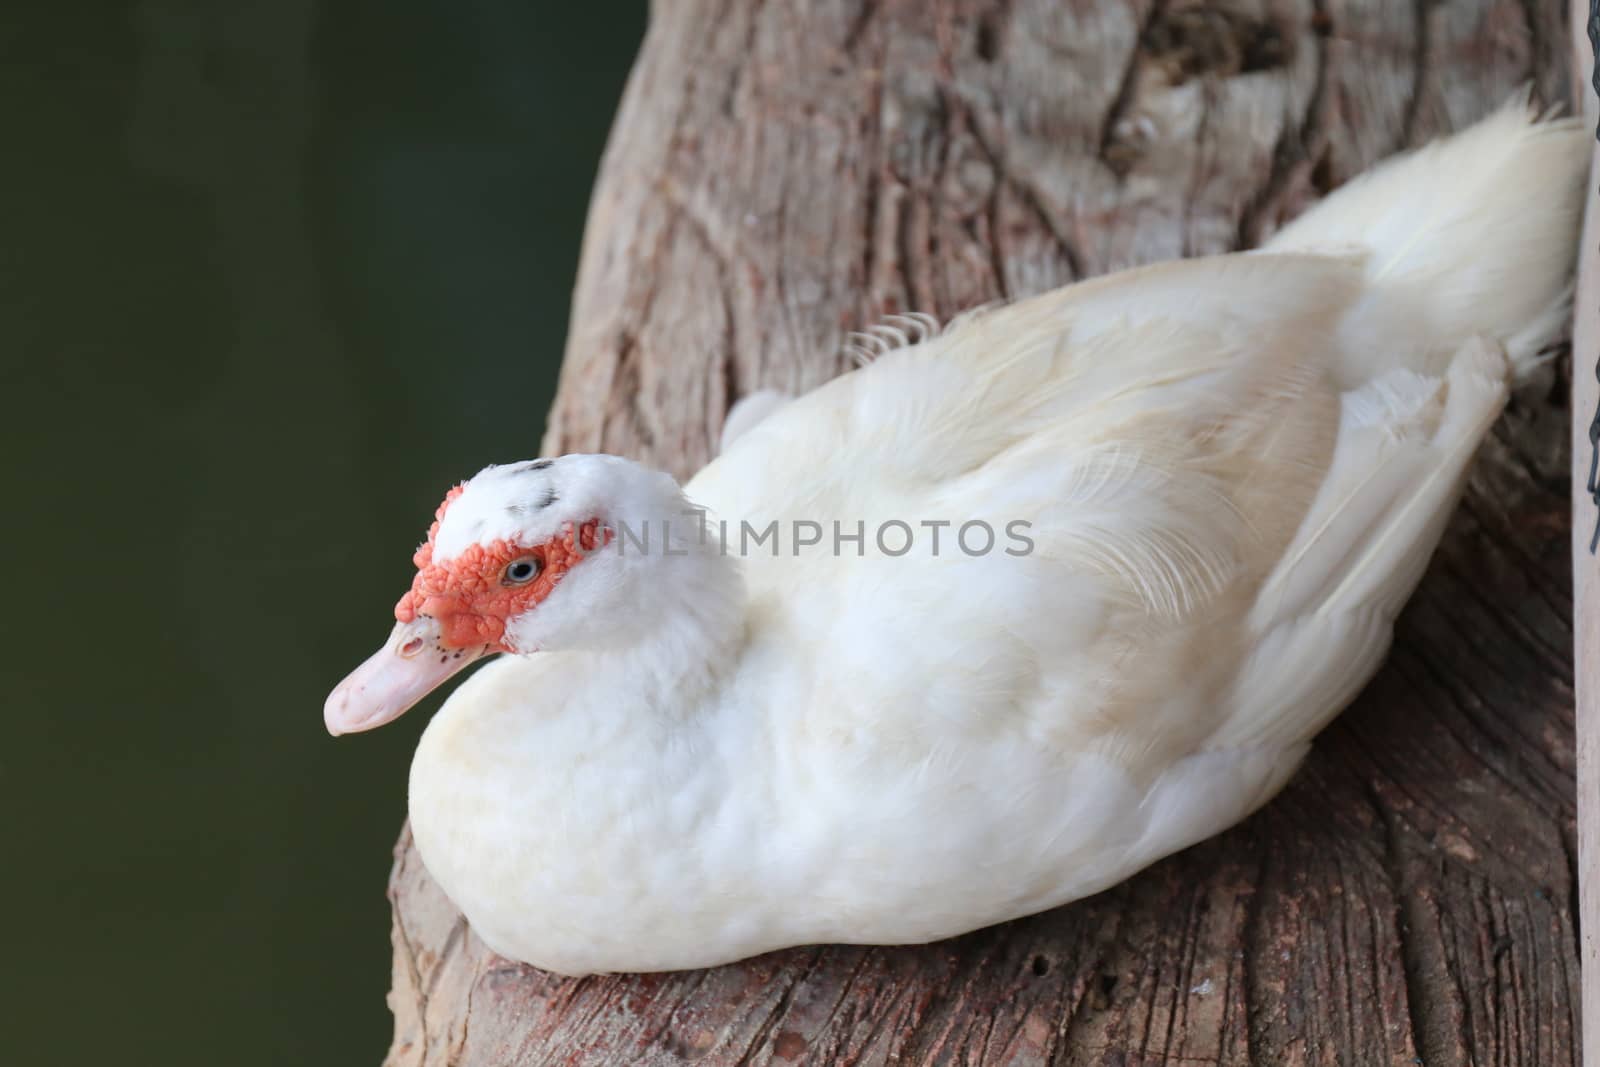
[1570,5,1598,1067]
[385,2,1583,1063]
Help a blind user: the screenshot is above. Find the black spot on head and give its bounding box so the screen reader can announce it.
[520,459,554,473]
[538,487,559,510]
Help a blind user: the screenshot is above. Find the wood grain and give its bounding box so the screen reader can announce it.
[383,1,1584,1063]
[1570,6,1598,1067]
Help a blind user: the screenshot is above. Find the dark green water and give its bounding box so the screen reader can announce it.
[3,4,644,1063]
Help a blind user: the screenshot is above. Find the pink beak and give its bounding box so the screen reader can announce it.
[324,617,490,736]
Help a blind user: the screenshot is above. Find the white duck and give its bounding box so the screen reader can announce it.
[327,101,1588,977]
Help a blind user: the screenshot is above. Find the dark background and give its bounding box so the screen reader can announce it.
[3,2,647,1063]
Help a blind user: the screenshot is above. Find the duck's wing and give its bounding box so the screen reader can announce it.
[1208,335,1511,753]
[687,253,1364,749]
[697,252,1352,503]
[689,251,1365,615]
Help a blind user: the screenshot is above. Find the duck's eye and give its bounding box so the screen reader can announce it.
[503,557,541,585]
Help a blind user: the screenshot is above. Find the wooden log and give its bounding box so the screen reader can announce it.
[1571,5,1599,1067]
[384,2,1583,1063]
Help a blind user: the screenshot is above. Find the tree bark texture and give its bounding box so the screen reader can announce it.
[384,2,1583,1064]
[1567,5,1598,1067]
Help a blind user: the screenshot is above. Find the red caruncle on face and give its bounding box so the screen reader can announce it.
[393,484,608,652]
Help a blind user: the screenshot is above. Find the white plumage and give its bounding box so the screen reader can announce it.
[326,100,1589,976]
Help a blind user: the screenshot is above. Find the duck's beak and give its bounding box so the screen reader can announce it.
[324,617,490,736]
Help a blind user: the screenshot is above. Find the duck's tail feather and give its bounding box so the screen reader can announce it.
[1264,92,1589,383]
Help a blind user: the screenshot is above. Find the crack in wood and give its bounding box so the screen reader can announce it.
[717,0,764,120]
[730,949,824,1065]
[974,0,1012,63]
[964,111,1085,282]
[841,0,878,58]
[1376,793,1459,1067]
[1235,0,1333,250]
[1097,0,1166,178]
[450,955,481,1064]
[661,182,745,436]
[1400,0,1436,146]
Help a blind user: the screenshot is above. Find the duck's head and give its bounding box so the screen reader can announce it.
[324,454,693,736]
